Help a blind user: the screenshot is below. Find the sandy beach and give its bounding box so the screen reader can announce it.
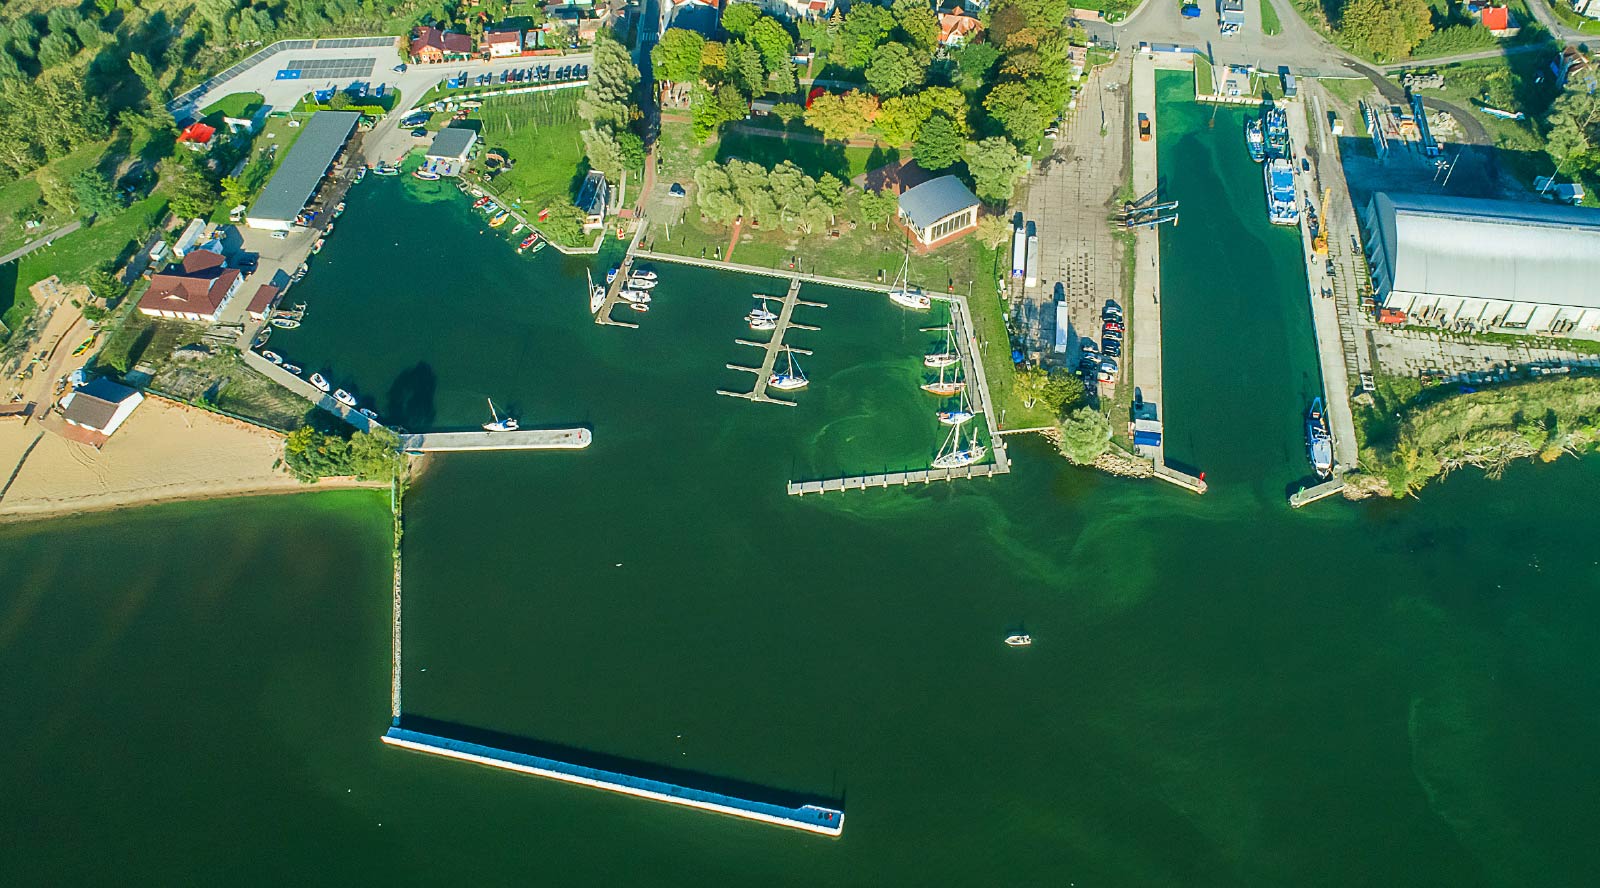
[0,396,379,523]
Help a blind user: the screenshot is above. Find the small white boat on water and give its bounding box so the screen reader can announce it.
[358,408,380,421]
[627,278,657,290]
[261,350,283,365]
[629,302,649,313]
[932,424,986,469]
[888,254,931,311]
[631,270,658,282]
[747,313,777,331]
[749,298,778,321]
[768,346,808,391]
[483,397,520,432]
[270,317,302,329]
[1005,634,1032,647]
[283,364,303,376]
[619,288,652,304]
[309,373,331,393]
[334,389,358,408]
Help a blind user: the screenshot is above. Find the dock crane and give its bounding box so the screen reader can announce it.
[1312,187,1332,255]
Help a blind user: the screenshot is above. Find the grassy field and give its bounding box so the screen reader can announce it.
[1259,0,1283,36]
[201,91,264,121]
[2,192,168,335]
[0,141,113,259]
[475,90,588,229]
[716,128,900,182]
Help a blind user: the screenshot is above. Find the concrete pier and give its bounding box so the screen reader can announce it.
[788,462,1008,495]
[1289,476,1347,508]
[381,727,844,837]
[718,278,823,406]
[399,428,591,452]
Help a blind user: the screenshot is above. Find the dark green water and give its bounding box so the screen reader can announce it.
[5,82,1600,886]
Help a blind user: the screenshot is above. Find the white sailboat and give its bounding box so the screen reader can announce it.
[749,296,778,321]
[921,357,966,397]
[483,398,520,432]
[768,346,808,391]
[932,424,986,469]
[888,253,931,311]
[587,268,605,314]
[747,314,777,331]
[923,325,960,368]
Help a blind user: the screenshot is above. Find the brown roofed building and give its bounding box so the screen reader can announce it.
[245,284,281,321]
[138,251,243,323]
[60,377,144,445]
[412,26,474,63]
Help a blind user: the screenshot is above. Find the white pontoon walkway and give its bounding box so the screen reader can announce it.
[381,728,844,836]
[399,428,591,452]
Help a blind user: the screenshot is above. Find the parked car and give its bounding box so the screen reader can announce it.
[393,63,407,73]
[271,230,288,240]
[1100,358,1119,374]
[411,127,428,137]
[1103,340,1121,357]
[1103,320,1124,333]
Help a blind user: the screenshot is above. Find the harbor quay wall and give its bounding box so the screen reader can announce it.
[381,728,844,836]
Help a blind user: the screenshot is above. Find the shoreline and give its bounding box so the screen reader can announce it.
[0,476,387,527]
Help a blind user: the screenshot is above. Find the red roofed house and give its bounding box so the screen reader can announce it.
[938,9,983,48]
[1480,5,1509,30]
[138,251,243,323]
[482,28,523,58]
[245,284,281,322]
[178,122,216,151]
[412,26,474,63]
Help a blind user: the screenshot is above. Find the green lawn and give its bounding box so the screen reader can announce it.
[0,141,112,258]
[2,192,168,335]
[201,91,264,122]
[475,90,589,238]
[1259,0,1283,36]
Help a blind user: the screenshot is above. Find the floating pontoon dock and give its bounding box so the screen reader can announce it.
[719,277,826,406]
[381,727,844,837]
[399,428,591,452]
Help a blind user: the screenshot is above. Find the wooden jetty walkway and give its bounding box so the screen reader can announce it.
[788,463,1007,495]
[718,277,826,407]
[400,428,591,452]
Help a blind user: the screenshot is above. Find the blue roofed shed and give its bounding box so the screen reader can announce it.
[897,175,981,248]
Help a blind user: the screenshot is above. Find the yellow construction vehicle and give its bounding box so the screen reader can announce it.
[1312,187,1331,255]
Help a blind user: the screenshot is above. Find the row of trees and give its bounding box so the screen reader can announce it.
[694,159,848,234]
[579,32,644,181]
[284,426,407,483]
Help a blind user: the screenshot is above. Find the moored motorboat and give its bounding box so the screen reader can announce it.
[334,388,358,407]
[518,233,539,251]
[358,407,380,421]
[606,266,619,284]
[1245,118,1266,163]
[472,196,490,209]
[262,350,283,365]
[629,301,649,312]
[1306,397,1334,479]
[483,398,520,432]
[747,313,777,331]
[768,346,808,391]
[309,373,331,392]
[270,317,301,329]
[626,277,657,290]
[619,288,652,304]
[630,270,657,282]
[282,364,303,376]
[413,168,441,180]
[488,211,510,228]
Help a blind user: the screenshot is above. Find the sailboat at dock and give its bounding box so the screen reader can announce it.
[483,398,520,432]
[932,424,987,469]
[924,325,960,368]
[888,253,931,311]
[587,269,605,314]
[921,358,966,397]
[768,346,808,391]
[938,390,975,426]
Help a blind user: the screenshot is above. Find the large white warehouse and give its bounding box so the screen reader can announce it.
[1362,192,1600,336]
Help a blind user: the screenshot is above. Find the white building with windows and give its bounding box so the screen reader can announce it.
[1362,192,1600,335]
[897,176,981,249]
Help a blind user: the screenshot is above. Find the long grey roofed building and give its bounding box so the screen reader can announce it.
[1363,192,1600,334]
[245,111,360,230]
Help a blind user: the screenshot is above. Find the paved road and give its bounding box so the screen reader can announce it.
[1522,0,1594,43]
[0,221,82,266]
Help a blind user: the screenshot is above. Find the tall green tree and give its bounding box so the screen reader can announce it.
[70,169,123,218]
[914,113,963,171]
[984,81,1046,146]
[1338,0,1434,62]
[838,3,893,70]
[964,136,1028,202]
[865,42,927,97]
[891,0,941,52]
[803,90,880,140]
[856,187,899,228]
[652,28,705,83]
[1056,407,1111,464]
[722,3,760,37]
[1545,89,1600,177]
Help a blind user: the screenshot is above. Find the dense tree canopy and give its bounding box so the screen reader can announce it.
[964,137,1029,202]
[1338,0,1434,62]
[913,114,964,171]
[652,28,705,83]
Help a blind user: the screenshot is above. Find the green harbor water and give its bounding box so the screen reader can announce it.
[4,78,1599,885]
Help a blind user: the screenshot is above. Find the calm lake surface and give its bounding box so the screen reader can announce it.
[4,80,1598,885]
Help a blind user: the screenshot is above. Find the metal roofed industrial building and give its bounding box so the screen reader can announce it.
[244,111,360,231]
[1363,192,1600,336]
[897,175,980,249]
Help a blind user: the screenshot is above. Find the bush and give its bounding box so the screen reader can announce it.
[1056,407,1112,465]
[283,426,405,482]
